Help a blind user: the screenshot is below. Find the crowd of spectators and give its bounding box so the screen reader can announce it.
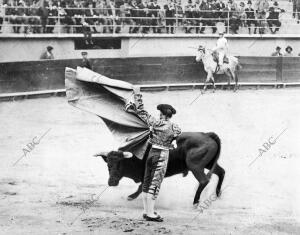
[0,0,298,35]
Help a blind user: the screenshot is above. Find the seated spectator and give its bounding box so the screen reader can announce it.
[271,46,282,56]
[245,1,257,34]
[28,0,41,34]
[267,1,284,34]
[84,3,98,33]
[40,46,54,59]
[284,46,294,56]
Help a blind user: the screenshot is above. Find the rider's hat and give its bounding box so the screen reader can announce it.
[81,51,88,56]
[157,104,176,115]
[247,0,252,4]
[47,46,53,51]
[276,46,281,50]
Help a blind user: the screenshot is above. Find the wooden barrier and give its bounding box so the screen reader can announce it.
[0,56,299,95]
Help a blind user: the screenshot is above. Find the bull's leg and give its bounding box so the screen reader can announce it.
[127,183,143,201]
[212,164,225,197]
[202,72,213,94]
[193,181,209,206]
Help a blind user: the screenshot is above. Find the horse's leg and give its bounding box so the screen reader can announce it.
[203,71,214,93]
[234,70,239,92]
[193,182,209,206]
[127,183,143,201]
[224,68,232,90]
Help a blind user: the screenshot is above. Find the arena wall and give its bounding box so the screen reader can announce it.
[1,56,299,94]
[1,35,300,62]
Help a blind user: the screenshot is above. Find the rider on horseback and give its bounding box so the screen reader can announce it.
[212,32,228,72]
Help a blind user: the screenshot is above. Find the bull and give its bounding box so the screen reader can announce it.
[95,132,225,205]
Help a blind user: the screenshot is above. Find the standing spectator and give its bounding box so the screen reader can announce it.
[0,1,5,33]
[7,1,21,33]
[284,46,294,56]
[193,0,201,34]
[175,0,184,29]
[120,0,133,32]
[238,2,247,27]
[254,0,269,34]
[47,3,58,33]
[184,0,194,33]
[38,2,49,33]
[296,0,300,23]
[40,46,54,60]
[81,51,92,70]
[130,0,140,33]
[228,0,240,34]
[271,46,282,56]
[149,0,161,33]
[138,0,150,33]
[85,2,98,33]
[164,0,175,34]
[267,1,284,34]
[199,0,212,34]
[245,1,257,34]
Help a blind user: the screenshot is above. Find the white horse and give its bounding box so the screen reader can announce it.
[195,45,241,92]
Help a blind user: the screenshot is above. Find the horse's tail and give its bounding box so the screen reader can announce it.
[236,63,242,71]
[206,132,221,179]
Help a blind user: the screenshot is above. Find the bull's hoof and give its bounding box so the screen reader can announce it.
[216,188,222,197]
[193,203,199,209]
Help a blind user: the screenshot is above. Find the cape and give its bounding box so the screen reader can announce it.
[65,67,150,159]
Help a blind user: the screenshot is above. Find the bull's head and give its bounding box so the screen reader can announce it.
[94,151,133,186]
[196,45,206,62]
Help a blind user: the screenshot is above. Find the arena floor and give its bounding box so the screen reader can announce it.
[0,88,300,235]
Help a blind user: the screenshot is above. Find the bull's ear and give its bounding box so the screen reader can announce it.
[123,152,133,158]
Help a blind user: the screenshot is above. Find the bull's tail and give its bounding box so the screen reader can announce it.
[206,132,221,180]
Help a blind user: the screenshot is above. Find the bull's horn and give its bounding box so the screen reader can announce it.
[93,151,109,157]
[123,152,133,158]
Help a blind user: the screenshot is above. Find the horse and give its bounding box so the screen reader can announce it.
[195,45,241,93]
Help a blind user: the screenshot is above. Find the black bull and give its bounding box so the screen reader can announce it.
[96,132,225,205]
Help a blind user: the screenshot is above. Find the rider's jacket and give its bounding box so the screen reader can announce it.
[214,37,228,52]
[127,94,181,150]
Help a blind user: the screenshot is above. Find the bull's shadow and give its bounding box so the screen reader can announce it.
[96,132,225,206]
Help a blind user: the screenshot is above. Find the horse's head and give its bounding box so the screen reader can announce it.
[196,45,206,62]
[95,151,133,186]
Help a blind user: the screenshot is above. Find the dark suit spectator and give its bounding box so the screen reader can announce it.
[138,0,150,33]
[130,0,140,33]
[40,46,54,59]
[84,3,98,33]
[47,3,58,33]
[267,1,284,34]
[0,2,5,32]
[245,1,257,34]
[193,0,201,33]
[175,0,184,27]
[184,0,194,33]
[164,0,175,34]
[271,46,282,56]
[81,51,92,70]
[149,0,161,33]
[38,3,49,33]
[120,0,133,31]
[254,0,269,34]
